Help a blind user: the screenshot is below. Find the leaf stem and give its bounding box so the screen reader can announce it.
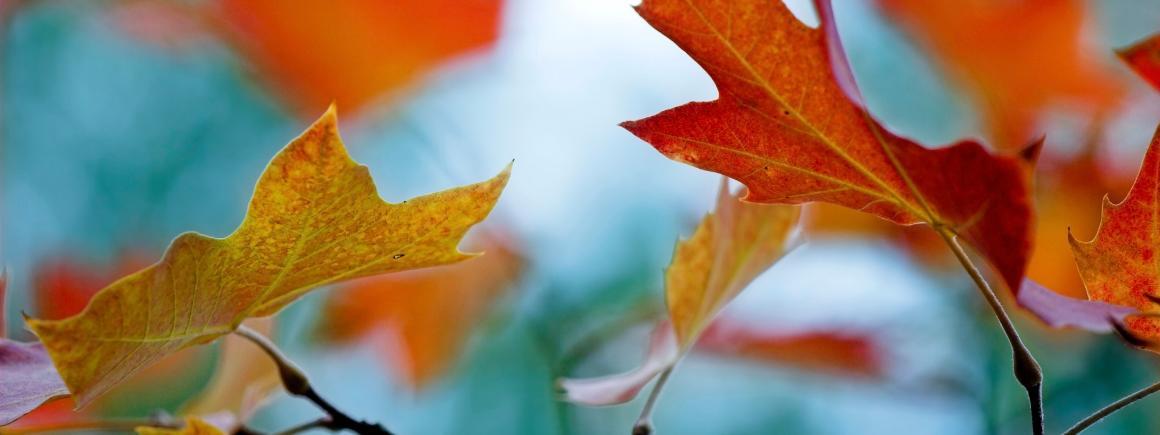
[233,325,393,435]
[936,227,1043,435]
[1063,379,1160,434]
[632,366,675,435]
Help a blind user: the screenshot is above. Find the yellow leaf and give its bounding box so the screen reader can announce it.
[136,418,224,435]
[27,106,511,407]
[667,181,800,349]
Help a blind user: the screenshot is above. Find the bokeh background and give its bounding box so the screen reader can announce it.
[4,0,1160,434]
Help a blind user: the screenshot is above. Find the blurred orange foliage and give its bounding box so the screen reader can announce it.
[879,0,1122,150]
[320,232,523,389]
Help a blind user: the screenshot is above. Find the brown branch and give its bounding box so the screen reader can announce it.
[1063,379,1160,434]
[936,227,1043,435]
[234,325,392,435]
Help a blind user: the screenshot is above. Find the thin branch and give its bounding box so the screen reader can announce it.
[1064,379,1160,435]
[632,366,675,435]
[936,227,1043,435]
[233,325,393,435]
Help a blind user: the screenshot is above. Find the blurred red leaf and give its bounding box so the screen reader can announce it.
[33,252,152,321]
[696,318,881,377]
[320,232,523,390]
[878,0,1122,150]
[1120,33,1160,92]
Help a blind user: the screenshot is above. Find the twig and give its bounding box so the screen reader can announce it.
[936,227,1043,435]
[632,366,675,435]
[234,325,393,435]
[1063,379,1160,434]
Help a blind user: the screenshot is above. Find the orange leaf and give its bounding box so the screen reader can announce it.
[624,0,1036,294]
[666,182,800,348]
[1069,125,1160,344]
[879,0,1122,149]
[320,232,523,389]
[561,182,800,405]
[1120,33,1160,92]
[213,0,501,116]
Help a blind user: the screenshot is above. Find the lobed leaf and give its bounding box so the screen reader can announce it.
[623,0,1037,295]
[1065,126,1160,345]
[27,106,511,406]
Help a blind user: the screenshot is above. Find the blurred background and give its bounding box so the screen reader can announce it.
[4,0,1160,433]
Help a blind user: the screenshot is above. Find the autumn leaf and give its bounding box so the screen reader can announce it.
[26,106,512,407]
[1120,33,1160,92]
[1059,125,1160,344]
[878,0,1122,150]
[666,182,800,348]
[623,0,1037,295]
[560,182,800,404]
[319,231,523,389]
[136,418,224,435]
[180,318,279,430]
[0,275,70,427]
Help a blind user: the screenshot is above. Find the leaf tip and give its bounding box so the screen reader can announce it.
[1019,136,1045,165]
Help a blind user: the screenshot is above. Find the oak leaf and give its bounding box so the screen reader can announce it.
[27,106,511,407]
[320,231,523,389]
[878,0,1122,150]
[561,182,800,404]
[623,0,1037,295]
[1120,33,1160,92]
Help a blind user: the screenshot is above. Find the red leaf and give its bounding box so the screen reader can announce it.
[623,0,1036,295]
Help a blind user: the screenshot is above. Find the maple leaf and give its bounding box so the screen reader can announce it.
[319,231,523,389]
[622,0,1037,295]
[26,106,512,407]
[561,181,801,404]
[878,0,1122,150]
[1120,33,1160,92]
[136,418,224,435]
[1061,126,1160,344]
[0,275,70,427]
